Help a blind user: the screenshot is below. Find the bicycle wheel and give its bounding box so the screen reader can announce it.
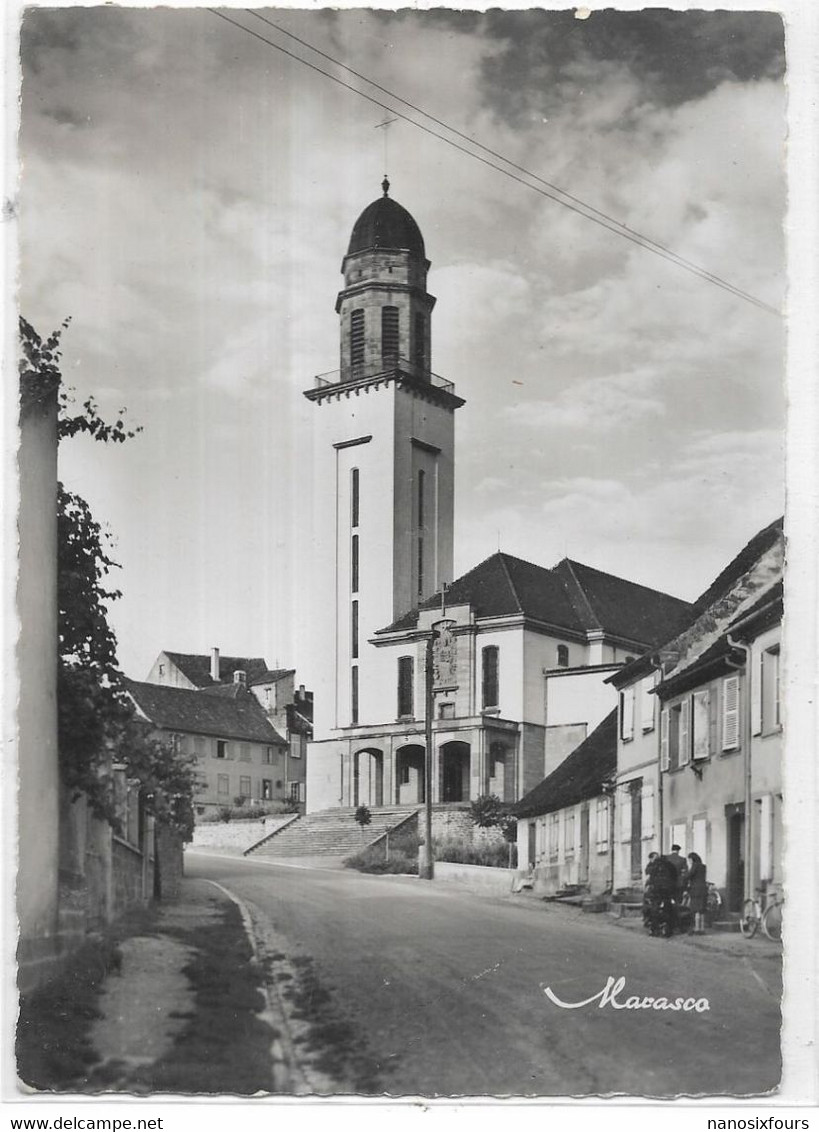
[763,900,783,942]
[740,898,760,938]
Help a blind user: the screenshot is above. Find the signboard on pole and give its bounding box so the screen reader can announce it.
[432,619,458,692]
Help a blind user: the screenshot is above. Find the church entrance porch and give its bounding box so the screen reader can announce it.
[395,744,425,805]
[440,742,471,803]
[354,748,384,808]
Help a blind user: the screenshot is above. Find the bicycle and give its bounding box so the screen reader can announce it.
[740,887,784,941]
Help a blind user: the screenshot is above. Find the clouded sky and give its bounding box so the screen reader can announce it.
[17,3,787,684]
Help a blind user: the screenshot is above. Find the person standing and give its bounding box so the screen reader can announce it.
[667,843,689,900]
[686,851,708,934]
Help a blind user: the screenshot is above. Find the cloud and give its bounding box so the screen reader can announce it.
[503,369,666,435]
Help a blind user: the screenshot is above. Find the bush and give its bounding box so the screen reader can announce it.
[198,801,299,824]
[434,834,515,869]
[344,845,419,875]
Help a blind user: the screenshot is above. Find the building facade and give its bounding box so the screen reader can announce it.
[126,678,289,817]
[305,185,693,816]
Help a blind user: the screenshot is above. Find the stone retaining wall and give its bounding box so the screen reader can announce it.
[433,861,515,897]
[191,815,295,850]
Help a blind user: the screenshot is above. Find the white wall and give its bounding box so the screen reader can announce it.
[544,667,618,730]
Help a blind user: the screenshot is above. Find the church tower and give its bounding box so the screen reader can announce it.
[304,181,464,742]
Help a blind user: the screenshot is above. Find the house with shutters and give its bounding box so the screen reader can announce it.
[608,518,784,909]
[512,710,617,896]
[144,649,312,806]
[125,677,289,816]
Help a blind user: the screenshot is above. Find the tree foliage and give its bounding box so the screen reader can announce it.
[469,793,517,843]
[22,317,193,836]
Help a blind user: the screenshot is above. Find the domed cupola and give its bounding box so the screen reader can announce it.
[347,177,426,260]
[336,179,436,383]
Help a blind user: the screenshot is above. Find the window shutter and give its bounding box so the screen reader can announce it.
[641,676,655,732]
[595,798,609,851]
[692,690,710,760]
[692,816,707,860]
[751,649,763,736]
[722,675,740,750]
[660,709,670,771]
[759,794,773,880]
[679,699,691,765]
[620,687,635,741]
[620,789,632,843]
[641,784,655,838]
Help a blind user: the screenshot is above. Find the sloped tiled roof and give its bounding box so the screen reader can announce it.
[125,679,287,745]
[379,552,692,648]
[512,710,618,819]
[163,652,270,688]
[248,668,296,687]
[688,517,783,619]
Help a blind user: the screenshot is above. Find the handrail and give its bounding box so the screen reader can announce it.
[314,358,455,395]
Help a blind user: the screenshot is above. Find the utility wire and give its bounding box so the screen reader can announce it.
[207,8,779,317]
[246,8,767,311]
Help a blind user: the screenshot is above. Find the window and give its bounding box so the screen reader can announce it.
[548,813,560,859]
[351,665,359,725]
[669,822,687,855]
[620,686,635,741]
[289,781,306,803]
[217,774,229,796]
[401,763,411,785]
[216,740,228,760]
[351,468,360,529]
[351,600,359,659]
[417,536,424,597]
[417,469,425,529]
[661,701,690,771]
[239,776,251,799]
[263,747,275,765]
[158,663,165,676]
[413,311,426,370]
[759,646,781,734]
[351,534,359,593]
[290,738,302,759]
[239,743,250,762]
[722,675,740,751]
[193,736,205,758]
[556,644,569,668]
[439,702,455,720]
[640,676,655,731]
[397,656,414,718]
[381,306,399,362]
[692,689,710,760]
[276,780,283,789]
[595,798,609,853]
[262,779,273,801]
[482,646,499,709]
[350,309,364,368]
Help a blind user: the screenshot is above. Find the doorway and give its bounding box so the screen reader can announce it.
[441,742,470,802]
[726,804,745,912]
[629,779,643,879]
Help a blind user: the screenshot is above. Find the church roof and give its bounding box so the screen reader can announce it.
[347,189,426,259]
[512,709,618,819]
[378,552,692,648]
[125,679,287,746]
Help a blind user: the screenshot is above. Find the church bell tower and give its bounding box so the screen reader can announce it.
[304,180,464,740]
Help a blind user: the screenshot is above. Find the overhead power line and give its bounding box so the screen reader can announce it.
[207,7,780,318]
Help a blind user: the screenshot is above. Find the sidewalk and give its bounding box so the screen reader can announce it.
[510,888,783,961]
[16,878,282,1095]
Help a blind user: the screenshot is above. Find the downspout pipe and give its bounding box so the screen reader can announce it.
[648,655,665,851]
[726,635,752,903]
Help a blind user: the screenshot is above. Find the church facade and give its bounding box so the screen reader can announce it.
[304,185,692,815]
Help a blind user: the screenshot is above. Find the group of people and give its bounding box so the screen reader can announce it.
[643,844,708,936]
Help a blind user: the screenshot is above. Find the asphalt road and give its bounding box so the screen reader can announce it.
[186,853,781,1098]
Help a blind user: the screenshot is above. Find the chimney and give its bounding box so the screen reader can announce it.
[234,669,247,686]
[210,647,220,682]
[297,684,305,701]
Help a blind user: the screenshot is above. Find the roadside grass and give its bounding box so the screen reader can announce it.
[278,954,385,1093]
[17,930,124,1089]
[17,898,278,1095]
[112,899,277,1095]
[345,827,421,875]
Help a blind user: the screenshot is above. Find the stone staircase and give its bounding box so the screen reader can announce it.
[245,806,418,859]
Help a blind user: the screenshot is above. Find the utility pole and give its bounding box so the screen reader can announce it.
[421,631,435,880]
